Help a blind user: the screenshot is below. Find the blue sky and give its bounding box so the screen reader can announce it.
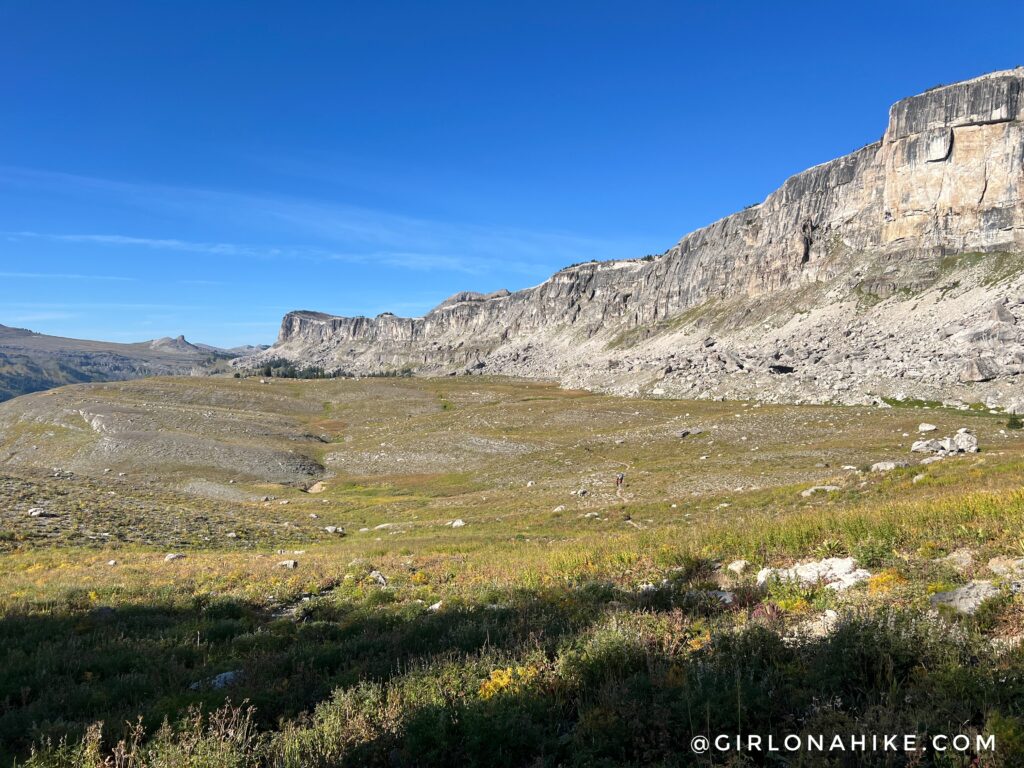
[1,1,1022,347]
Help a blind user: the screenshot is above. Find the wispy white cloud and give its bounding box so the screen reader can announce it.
[0,166,647,276]
[7,311,79,323]
[3,301,207,311]
[7,231,555,276]
[0,270,135,282]
[7,230,266,259]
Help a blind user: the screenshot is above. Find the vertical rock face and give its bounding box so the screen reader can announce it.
[243,69,1024,405]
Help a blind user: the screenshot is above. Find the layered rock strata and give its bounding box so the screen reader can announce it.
[242,70,1024,407]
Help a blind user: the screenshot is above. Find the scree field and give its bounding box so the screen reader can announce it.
[1,376,1024,766]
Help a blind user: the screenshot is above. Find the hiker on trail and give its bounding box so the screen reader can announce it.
[615,472,625,489]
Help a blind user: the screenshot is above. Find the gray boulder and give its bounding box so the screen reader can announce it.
[800,485,840,497]
[930,581,1000,614]
[871,461,907,473]
[190,670,241,691]
[959,357,1000,383]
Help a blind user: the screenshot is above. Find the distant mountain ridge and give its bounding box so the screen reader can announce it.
[0,325,264,402]
[239,68,1024,410]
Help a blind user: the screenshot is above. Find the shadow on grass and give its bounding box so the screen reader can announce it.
[0,579,644,764]
[5,578,1024,767]
[325,615,1024,768]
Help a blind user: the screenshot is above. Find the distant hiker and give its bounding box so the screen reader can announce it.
[615,472,625,489]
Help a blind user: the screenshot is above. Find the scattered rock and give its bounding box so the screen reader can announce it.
[324,525,344,535]
[991,303,1016,324]
[28,507,52,517]
[727,559,751,576]
[107,559,117,566]
[800,485,840,497]
[757,557,870,591]
[374,523,394,530]
[959,357,1000,383]
[449,519,466,528]
[942,548,975,570]
[870,461,907,473]
[918,423,938,433]
[801,609,840,638]
[637,582,658,595]
[164,553,186,562]
[915,428,980,455]
[707,589,735,605]
[277,560,299,569]
[369,570,388,586]
[427,601,442,612]
[307,481,327,494]
[988,556,1024,576]
[190,670,241,691]
[930,581,1000,615]
[949,429,979,453]
[552,505,566,513]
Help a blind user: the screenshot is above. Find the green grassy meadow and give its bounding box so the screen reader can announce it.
[1,376,1024,766]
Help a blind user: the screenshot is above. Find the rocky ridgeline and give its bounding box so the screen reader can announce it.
[239,70,1024,408]
[0,327,254,402]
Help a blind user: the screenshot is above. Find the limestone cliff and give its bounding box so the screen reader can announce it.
[242,69,1024,408]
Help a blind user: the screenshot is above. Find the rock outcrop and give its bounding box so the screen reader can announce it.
[241,70,1024,406]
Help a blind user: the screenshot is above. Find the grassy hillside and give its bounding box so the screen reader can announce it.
[0,326,231,402]
[1,377,1023,766]
[0,351,95,401]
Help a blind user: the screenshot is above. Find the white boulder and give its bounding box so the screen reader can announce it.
[757,557,870,591]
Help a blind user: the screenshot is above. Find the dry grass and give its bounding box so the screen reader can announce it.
[2,376,1024,765]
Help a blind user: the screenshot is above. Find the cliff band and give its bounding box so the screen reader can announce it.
[242,70,1024,408]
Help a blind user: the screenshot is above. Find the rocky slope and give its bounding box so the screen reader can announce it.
[240,69,1024,409]
[0,326,237,402]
